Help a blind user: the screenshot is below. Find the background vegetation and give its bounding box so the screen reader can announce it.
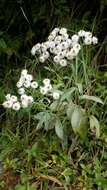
[0,0,107,189]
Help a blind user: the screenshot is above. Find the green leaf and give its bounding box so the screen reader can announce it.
[55,119,64,140]
[76,83,83,94]
[50,100,59,111]
[79,95,104,104]
[0,38,7,49]
[60,87,77,101]
[66,102,76,120]
[89,115,100,138]
[71,107,88,139]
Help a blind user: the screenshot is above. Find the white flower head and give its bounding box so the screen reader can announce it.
[5,94,11,101]
[61,41,69,49]
[12,102,21,111]
[48,41,55,49]
[18,88,25,95]
[27,96,34,104]
[31,81,38,89]
[40,86,48,95]
[46,84,52,91]
[59,59,67,67]
[52,91,60,100]
[31,46,36,56]
[66,51,74,60]
[53,56,61,63]
[43,51,50,59]
[84,31,92,38]
[92,36,98,44]
[59,28,67,35]
[43,78,50,86]
[78,30,86,37]
[24,80,31,88]
[21,100,28,108]
[20,94,28,102]
[39,55,46,63]
[10,95,18,103]
[25,74,33,82]
[84,37,92,45]
[3,101,13,108]
[71,34,79,43]
[21,69,28,77]
[16,80,23,88]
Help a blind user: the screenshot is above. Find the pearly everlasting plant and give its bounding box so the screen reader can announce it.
[3,27,102,141]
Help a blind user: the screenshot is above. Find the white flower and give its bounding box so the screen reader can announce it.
[10,95,18,103]
[62,33,69,40]
[27,96,34,104]
[48,33,56,41]
[21,100,28,108]
[21,69,28,77]
[78,30,86,37]
[52,91,60,100]
[18,88,25,95]
[70,48,78,57]
[35,43,41,51]
[31,46,36,56]
[55,35,62,43]
[73,43,81,51]
[31,81,38,89]
[21,94,28,102]
[16,80,23,88]
[24,80,31,88]
[54,45,62,54]
[5,94,11,100]
[43,78,50,86]
[84,31,92,38]
[92,36,98,44]
[40,86,48,95]
[71,34,79,43]
[12,102,21,111]
[66,51,74,60]
[43,51,50,59]
[46,84,52,91]
[48,41,55,49]
[52,27,60,33]
[59,28,67,35]
[72,44,81,55]
[39,55,46,63]
[53,56,61,63]
[61,42,69,49]
[59,59,67,67]
[66,38,72,46]
[41,43,47,52]
[3,101,13,108]
[84,37,92,45]
[57,51,66,59]
[25,74,33,81]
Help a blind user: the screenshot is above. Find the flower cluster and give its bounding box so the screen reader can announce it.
[3,69,38,111]
[3,70,61,111]
[40,78,60,100]
[3,94,21,111]
[31,28,98,67]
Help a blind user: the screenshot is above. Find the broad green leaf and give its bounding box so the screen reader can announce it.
[60,87,77,101]
[71,107,88,139]
[66,102,76,120]
[79,95,104,104]
[55,119,64,140]
[89,115,100,138]
[50,100,59,111]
